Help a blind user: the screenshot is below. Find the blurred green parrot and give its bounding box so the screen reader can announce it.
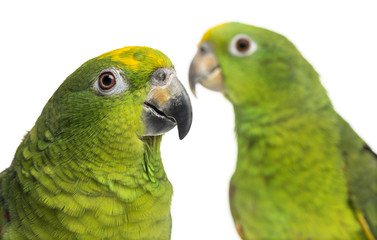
[0,46,192,239]
[189,22,376,239]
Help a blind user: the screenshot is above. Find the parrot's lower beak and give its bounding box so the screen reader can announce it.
[189,41,225,96]
[142,68,192,140]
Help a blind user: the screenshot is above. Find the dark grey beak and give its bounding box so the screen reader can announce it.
[142,68,192,140]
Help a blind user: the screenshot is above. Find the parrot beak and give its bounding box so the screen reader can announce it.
[142,68,192,140]
[189,41,225,96]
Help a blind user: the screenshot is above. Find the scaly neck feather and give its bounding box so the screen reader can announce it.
[232,102,348,210]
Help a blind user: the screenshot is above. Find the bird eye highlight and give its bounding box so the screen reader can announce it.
[94,68,128,95]
[229,34,257,57]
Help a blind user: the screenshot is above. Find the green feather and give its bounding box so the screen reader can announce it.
[198,22,377,239]
[0,47,175,239]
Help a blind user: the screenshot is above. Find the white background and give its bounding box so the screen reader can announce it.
[0,1,376,239]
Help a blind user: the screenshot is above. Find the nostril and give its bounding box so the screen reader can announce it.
[199,45,207,54]
[199,42,212,55]
[157,72,167,82]
[150,68,175,86]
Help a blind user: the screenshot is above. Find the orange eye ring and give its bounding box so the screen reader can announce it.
[99,72,116,90]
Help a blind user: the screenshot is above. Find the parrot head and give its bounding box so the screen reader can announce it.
[48,46,192,143]
[189,22,327,110]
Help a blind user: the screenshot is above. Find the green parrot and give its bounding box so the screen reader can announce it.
[0,46,192,239]
[189,22,376,239]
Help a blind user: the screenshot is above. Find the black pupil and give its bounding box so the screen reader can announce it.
[102,75,113,86]
[237,39,250,52]
[239,42,247,49]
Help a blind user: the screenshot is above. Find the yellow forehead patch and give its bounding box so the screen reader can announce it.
[98,46,138,65]
[199,23,227,45]
[97,46,172,71]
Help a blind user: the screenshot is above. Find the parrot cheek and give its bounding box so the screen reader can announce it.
[188,41,226,96]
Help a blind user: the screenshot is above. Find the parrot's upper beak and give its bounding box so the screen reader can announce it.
[189,41,225,96]
[142,68,192,140]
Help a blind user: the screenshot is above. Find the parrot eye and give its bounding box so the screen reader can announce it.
[229,34,257,57]
[94,68,128,96]
[236,39,250,52]
[99,72,115,90]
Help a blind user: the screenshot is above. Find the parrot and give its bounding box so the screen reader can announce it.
[189,22,377,239]
[0,46,192,239]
